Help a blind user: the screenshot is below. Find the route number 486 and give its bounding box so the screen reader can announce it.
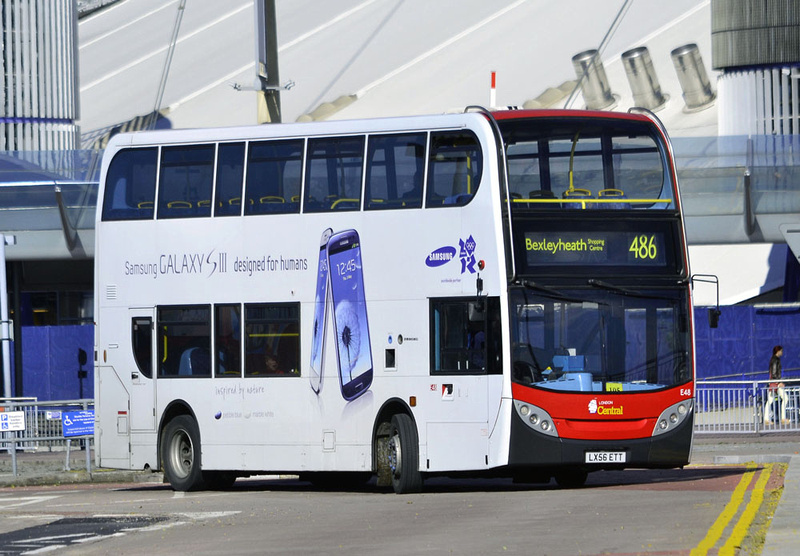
[629,234,657,260]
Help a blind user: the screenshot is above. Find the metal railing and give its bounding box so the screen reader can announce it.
[694,378,800,434]
[1,398,94,476]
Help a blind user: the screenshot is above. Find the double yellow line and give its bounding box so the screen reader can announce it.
[691,462,774,556]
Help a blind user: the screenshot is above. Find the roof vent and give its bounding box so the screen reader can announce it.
[571,49,616,110]
[621,47,667,111]
[670,44,715,112]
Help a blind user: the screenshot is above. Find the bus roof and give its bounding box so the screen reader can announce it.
[490,108,656,123]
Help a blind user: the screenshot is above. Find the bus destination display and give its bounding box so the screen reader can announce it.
[524,231,667,267]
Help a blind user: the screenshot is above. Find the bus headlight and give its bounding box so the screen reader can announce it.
[653,400,693,436]
[514,400,558,437]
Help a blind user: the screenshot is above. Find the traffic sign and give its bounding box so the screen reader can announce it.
[0,411,25,432]
[62,410,94,437]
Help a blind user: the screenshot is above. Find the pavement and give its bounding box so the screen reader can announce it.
[0,445,164,487]
[1,435,799,553]
[690,434,800,555]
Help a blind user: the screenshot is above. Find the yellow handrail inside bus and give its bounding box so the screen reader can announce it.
[331,198,359,209]
[568,131,580,194]
[512,198,672,205]
[467,155,472,194]
[162,328,168,363]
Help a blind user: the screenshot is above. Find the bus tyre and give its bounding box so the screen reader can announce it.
[554,468,588,488]
[388,413,423,494]
[161,415,204,491]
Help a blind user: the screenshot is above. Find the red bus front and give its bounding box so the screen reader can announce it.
[495,110,694,486]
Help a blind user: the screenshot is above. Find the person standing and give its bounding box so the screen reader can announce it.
[765,345,789,425]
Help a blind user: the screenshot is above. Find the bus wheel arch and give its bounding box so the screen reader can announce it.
[373,399,423,494]
[159,401,204,491]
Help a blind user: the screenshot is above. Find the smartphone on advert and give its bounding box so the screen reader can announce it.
[327,229,373,401]
[309,228,332,394]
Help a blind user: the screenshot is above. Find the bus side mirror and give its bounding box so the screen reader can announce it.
[691,274,720,329]
[470,272,485,321]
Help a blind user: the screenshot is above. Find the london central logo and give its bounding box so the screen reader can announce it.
[588,398,624,416]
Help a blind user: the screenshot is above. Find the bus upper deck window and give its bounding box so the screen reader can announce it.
[245,139,303,215]
[365,133,426,210]
[215,142,245,217]
[101,148,157,221]
[304,136,365,213]
[426,131,482,208]
[157,145,215,219]
[499,119,672,210]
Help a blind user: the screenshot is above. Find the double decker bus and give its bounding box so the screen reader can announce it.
[94,107,694,493]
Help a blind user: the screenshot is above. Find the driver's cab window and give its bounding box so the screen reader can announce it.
[430,297,501,374]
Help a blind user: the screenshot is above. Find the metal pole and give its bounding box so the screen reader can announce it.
[12,262,22,397]
[83,400,91,476]
[152,0,186,127]
[255,0,282,123]
[11,437,17,476]
[1,235,17,399]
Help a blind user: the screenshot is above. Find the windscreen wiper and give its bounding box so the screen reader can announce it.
[518,279,597,305]
[588,279,674,301]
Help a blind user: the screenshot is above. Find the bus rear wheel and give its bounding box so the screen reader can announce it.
[387,413,423,494]
[161,415,204,491]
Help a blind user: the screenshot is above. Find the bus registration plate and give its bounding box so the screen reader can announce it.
[585,451,626,463]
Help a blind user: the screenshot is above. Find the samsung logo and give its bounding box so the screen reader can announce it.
[426,246,457,267]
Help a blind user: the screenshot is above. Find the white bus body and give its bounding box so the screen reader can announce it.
[94,109,694,493]
[95,113,509,491]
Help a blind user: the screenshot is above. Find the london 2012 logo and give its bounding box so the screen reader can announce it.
[425,235,477,274]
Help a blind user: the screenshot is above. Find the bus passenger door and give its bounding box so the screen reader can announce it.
[129,308,157,432]
[428,297,502,471]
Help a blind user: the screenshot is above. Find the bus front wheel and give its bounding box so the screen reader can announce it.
[387,413,423,494]
[161,415,204,491]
